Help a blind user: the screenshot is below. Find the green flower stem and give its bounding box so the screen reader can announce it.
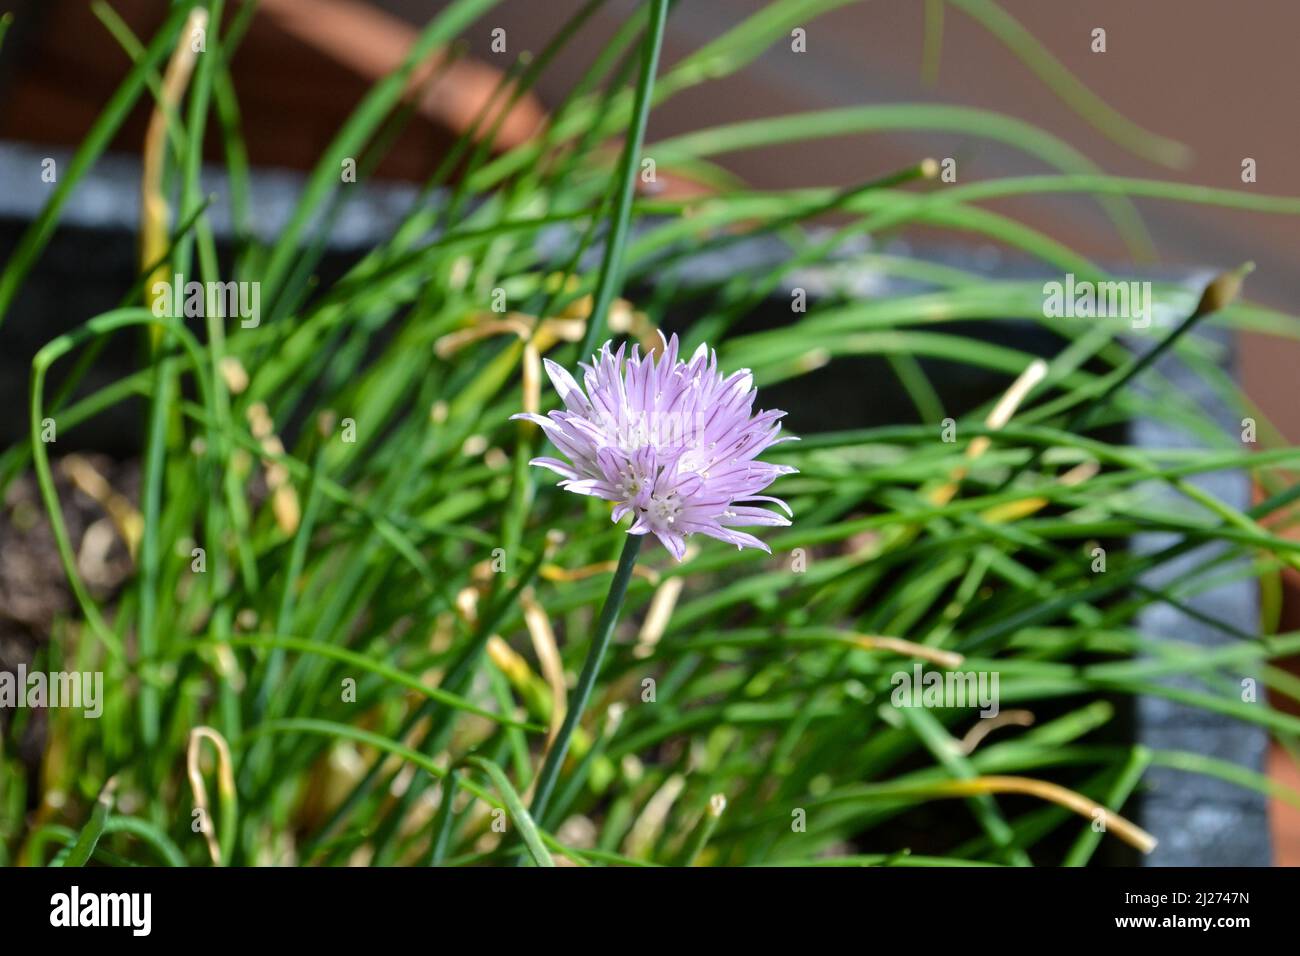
[577,0,669,359]
[528,533,643,824]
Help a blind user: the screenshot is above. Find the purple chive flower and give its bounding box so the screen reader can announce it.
[513,333,796,561]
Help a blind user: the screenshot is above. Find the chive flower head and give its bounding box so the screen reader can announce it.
[515,333,796,560]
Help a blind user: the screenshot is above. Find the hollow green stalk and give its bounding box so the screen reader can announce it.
[528,534,643,825]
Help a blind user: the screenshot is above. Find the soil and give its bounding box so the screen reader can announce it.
[0,455,137,779]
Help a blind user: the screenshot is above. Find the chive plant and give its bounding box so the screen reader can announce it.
[3,0,1300,868]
